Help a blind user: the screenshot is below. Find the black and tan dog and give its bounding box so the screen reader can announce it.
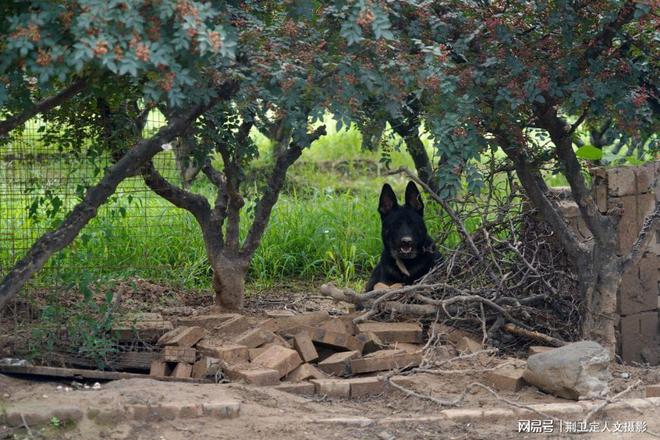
[365,181,441,292]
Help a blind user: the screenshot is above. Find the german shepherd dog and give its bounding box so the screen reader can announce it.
[365,181,441,291]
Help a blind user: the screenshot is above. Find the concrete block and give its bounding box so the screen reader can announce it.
[149,360,172,377]
[619,311,659,365]
[646,384,660,397]
[201,401,241,418]
[609,193,655,255]
[618,253,658,315]
[214,315,249,336]
[259,311,330,332]
[304,326,365,352]
[192,356,222,379]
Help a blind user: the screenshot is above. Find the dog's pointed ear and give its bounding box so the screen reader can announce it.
[404,181,423,214]
[378,184,398,217]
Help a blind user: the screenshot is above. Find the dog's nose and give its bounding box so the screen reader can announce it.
[401,237,413,246]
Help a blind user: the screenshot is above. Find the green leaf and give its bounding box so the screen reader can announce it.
[575,145,603,160]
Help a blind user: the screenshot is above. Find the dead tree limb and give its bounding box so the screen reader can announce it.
[0,77,87,137]
[502,323,567,347]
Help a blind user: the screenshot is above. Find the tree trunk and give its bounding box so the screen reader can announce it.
[211,254,248,311]
[580,245,621,353]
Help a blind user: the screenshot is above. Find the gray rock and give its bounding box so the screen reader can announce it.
[523,341,610,400]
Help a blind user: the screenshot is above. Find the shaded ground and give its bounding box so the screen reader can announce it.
[1,284,659,439]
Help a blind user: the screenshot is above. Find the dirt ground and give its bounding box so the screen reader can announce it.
[1,284,659,439]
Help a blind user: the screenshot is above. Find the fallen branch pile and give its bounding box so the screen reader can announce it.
[321,166,582,352]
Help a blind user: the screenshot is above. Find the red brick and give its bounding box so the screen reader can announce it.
[320,318,352,335]
[149,360,172,377]
[172,362,193,378]
[213,315,249,336]
[310,379,350,398]
[286,363,327,382]
[191,356,222,379]
[293,332,318,362]
[112,314,173,342]
[274,382,315,396]
[234,328,276,348]
[162,346,196,364]
[486,365,526,392]
[304,326,365,352]
[348,377,386,398]
[157,326,205,348]
[646,384,660,398]
[356,322,422,344]
[318,351,360,376]
[176,314,236,329]
[251,345,302,378]
[225,367,280,386]
[259,311,330,332]
[350,350,421,374]
[357,332,386,354]
[195,341,248,365]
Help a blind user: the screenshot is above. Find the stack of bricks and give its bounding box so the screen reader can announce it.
[554,163,658,364]
[594,163,659,365]
[580,162,658,365]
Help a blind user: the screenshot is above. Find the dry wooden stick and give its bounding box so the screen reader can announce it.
[582,380,643,425]
[502,323,567,347]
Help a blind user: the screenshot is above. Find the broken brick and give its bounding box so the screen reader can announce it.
[157,326,205,348]
[274,382,315,396]
[318,351,360,377]
[149,360,172,377]
[234,328,275,348]
[286,363,327,382]
[251,345,302,378]
[112,313,173,342]
[348,376,386,398]
[646,384,660,398]
[486,365,526,392]
[293,331,319,363]
[172,362,193,378]
[162,346,197,364]
[357,332,386,354]
[350,350,421,374]
[195,341,249,365]
[356,322,422,344]
[176,314,236,329]
[259,311,330,332]
[192,356,222,379]
[310,379,350,398]
[304,326,365,352]
[225,367,280,386]
[213,315,250,336]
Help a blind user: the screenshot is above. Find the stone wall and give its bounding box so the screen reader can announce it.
[558,162,658,365]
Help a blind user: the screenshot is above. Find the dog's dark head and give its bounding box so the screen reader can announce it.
[378,181,429,260]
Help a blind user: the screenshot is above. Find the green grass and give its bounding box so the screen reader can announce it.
[1,115,653,296]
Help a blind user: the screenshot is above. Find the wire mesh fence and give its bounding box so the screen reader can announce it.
[0,113,209,303]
